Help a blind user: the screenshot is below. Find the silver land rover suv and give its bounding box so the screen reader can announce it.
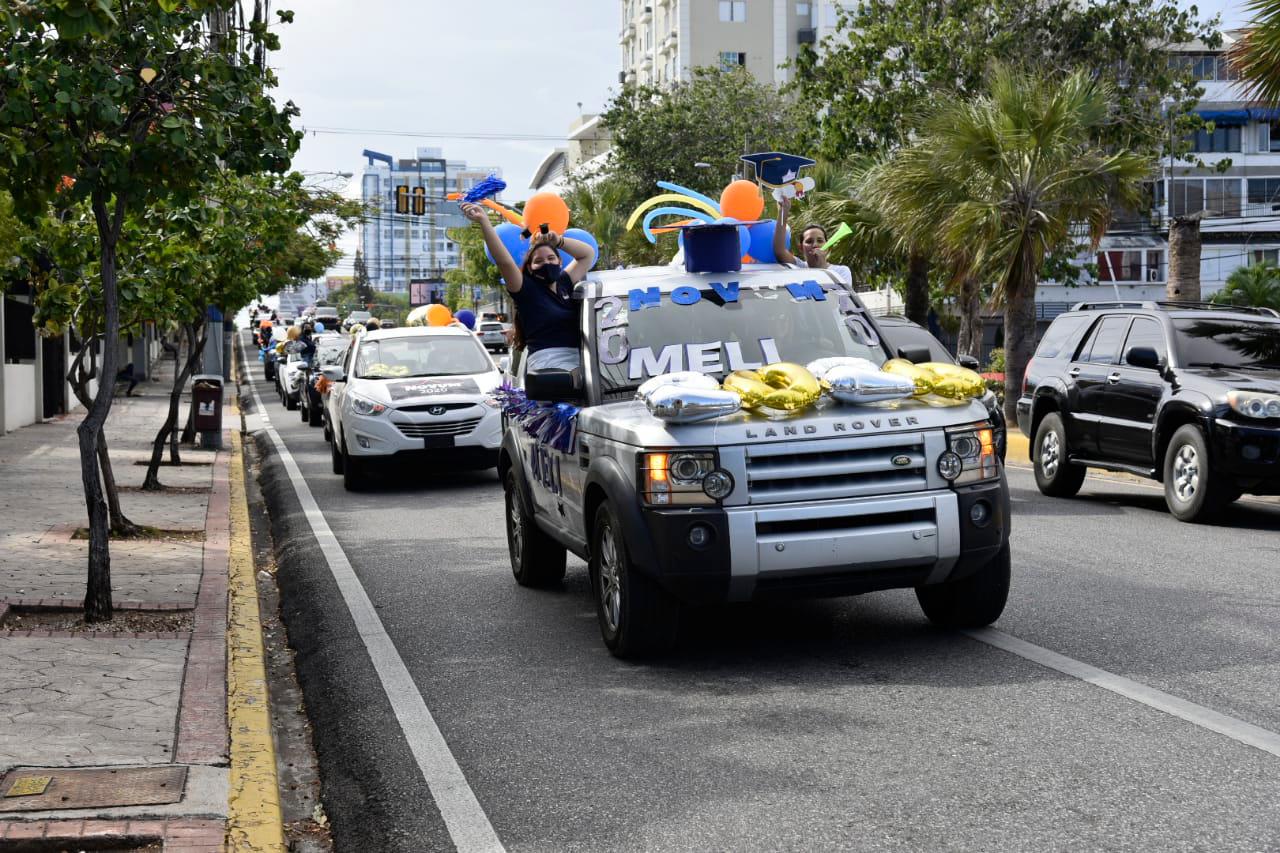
[500,265,1011,657]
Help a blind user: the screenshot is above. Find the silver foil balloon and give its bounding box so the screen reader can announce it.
[824,365,916,403]
[806,356,880,378]
[636,371,720,402]
[643,385,742,424]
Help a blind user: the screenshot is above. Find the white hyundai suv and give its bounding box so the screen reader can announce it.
[322,325,503,490]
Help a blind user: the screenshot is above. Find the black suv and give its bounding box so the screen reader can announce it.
[1016,301,1280,522]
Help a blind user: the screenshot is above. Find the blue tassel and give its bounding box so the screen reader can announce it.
[463,174,507,204]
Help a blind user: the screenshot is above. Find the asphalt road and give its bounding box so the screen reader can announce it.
[241,337,1280,853]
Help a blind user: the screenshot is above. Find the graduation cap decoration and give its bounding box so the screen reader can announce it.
[741,152,817,201]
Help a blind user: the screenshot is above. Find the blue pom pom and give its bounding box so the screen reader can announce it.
[463,174,507,204]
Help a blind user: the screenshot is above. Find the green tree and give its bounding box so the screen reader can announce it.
[871,67,1151,423]
[445,223,505,314]
[565,178,629,269]
[600,67,811,211]
[1229,0,1280,104]
[0,1,300,621]
[353,248,374,306]
[1211,261,1280,310]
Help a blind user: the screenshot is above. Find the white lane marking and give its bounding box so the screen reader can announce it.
[236,334,505,853]
[1006,463,1278,511]
[966,627,1280,759]
[29,445,52,458]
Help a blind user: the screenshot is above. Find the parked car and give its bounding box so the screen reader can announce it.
[1017,300,1280,522]
[277,350,306,410]
[343,310,373,331]
[299,333,349,427]
[379,319,398,330]
[875,315,1007,461]
[478,321,510,353]
[321,325,504,490]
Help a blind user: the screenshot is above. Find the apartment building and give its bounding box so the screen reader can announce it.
[359,147,500,294]
[1039,32,1280,313]
[618,0,853,89]
[529,114,614,193]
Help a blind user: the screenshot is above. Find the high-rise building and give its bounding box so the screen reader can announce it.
[359,147,500,295]
[618,0,852,88]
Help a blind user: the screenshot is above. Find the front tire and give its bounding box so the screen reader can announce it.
[1164,424,1228,523]
[1033,413,1086,497]
[590,502,679,658]
[285,390,299,411]
[307,394,324,427]
[916,542,1011,629]
[341,440,364,491]
[504,469,565,587]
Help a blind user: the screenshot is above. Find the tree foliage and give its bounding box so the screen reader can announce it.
[1229,0,1280,105]
[1212,260,1280,310]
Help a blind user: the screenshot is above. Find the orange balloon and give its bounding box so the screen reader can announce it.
[425,304,453,326]
[720,179,764,221]
[522,192,570,235]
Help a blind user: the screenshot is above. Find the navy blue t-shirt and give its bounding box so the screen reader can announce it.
[511,271,579,353]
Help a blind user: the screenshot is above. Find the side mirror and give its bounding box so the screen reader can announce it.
[524,369,582,403]
[1126,346,1162,371]
[320,365,346,383]
[957,354,981,371]
[897,345,932,365]
[497,356,510,374]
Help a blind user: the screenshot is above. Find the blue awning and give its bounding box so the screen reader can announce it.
[1249,107,1280,121]
[1196,109,1250,125]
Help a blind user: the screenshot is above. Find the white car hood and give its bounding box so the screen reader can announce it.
[349,370,500,406]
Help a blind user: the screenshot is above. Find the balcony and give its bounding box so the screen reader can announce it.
[639,5,652,24]
[661,31,677,53]
[618,22,635,44]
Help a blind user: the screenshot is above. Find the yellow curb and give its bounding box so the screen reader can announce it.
[226,428,287,852]
[1007,428,1031,464]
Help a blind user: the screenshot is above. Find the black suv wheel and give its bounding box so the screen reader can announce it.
[589,502,679,658]
[1163,424,1230,523]
[503,469,565,587]
[1033,412,1086,497]
[916,542,1011,629]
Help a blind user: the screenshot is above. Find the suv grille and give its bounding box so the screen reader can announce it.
[394,417,481,438]
[745,433,928,504]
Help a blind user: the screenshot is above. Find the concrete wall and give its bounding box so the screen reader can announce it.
[3,364,37,432]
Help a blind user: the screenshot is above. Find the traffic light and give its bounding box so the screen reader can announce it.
[412,186,426,216]
[394,185,409,215]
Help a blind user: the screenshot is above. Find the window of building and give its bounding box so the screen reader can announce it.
[1147,250,1165,282]
[1169,53,1240,81]
[719,1,746,22]
[1169,180,1204,217]
[1096,249,1165,283]
[1189,124,1241,153]
[797,2,811,20]
[1261,123,1280,153]
[719,51,746,70]
[1248,178,1280,212]
[1205,178,1242,217]
[1251,248,1280,265]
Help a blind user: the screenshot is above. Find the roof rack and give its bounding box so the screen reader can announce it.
[1069,300,1280,318]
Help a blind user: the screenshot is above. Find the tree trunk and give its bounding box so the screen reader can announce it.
[145,320,207,489]
[1003,283,1038,425]
[68,341,137,538]
[1167,217,1202,302]
[168,330,183,463]
[956,275,983,362]
[81,196,126,622]
[905,251,930,328]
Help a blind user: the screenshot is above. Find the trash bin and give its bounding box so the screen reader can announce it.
[191,374,223,449]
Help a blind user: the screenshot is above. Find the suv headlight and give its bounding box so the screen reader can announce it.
[348,393,387,416]
[1227,390,1280,420]
[940,423,998,486]
[640,450,734,505]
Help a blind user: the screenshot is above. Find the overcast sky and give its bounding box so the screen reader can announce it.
[270,0,1248,277]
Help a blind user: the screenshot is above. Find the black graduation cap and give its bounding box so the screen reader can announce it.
[740,152,817,187]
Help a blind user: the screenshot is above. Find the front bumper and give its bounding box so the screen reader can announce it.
[1212,418,1280,494]
[635,478,1009,604]
[343,404,503,459]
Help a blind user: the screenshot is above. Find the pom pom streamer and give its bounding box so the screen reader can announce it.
[462,174,507,204]
[496,382,579,454]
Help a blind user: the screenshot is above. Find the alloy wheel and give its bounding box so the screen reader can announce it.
[598,523,622,634]
[1172,444,1200,501]
[1040,430,1061,479]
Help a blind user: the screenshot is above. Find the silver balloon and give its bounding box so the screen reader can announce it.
[637,371,720,402]
[806,356,880,379]
[644,385,742,424]
[823,365,916,404]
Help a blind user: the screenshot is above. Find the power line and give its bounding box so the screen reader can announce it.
[301,124,570,142]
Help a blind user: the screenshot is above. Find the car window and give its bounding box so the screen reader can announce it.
[878,322,952,363]
[1172,317,1280,368]
[1076,316,1130,364]
[1035,314,1090,359]
[1121,317,1167,367]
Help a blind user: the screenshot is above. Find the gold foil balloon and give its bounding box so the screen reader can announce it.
[920,362,986,398]
[723,362,822,413]
[881,359,938,397]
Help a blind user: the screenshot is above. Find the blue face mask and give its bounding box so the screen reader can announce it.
[535,263,562,282]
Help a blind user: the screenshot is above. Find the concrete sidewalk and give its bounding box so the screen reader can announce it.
[0,357,268,852]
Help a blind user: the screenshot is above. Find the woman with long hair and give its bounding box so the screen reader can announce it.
[462,202,595,372]
[772,195,852,285]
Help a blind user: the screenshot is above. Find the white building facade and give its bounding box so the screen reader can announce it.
[359,147,499,296]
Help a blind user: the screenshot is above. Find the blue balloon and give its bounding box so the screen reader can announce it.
[455,309,476,330]
[562,228,600,271]
[485,222,529,266]
[747,221,787,264]
[314,321,325,332]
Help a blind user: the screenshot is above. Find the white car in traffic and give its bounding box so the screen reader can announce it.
[322,325,503,490]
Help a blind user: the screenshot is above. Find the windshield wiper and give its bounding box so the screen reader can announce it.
[1186,362,1229,369]
[1187,361,1280,371]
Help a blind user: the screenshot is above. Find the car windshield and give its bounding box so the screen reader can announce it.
[878,322,953,364]
[593,282,888,395]
[349,311,372,321]
[1172,318,1280,368]
[316,338,349,366]
[355,335,492,379]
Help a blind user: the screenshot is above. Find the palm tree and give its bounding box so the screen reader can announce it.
[792,158,904,289]
[1229,0,1280,105]
[870,66,1152,422]
[1211,260,1280,310]
[566,178,630,270]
